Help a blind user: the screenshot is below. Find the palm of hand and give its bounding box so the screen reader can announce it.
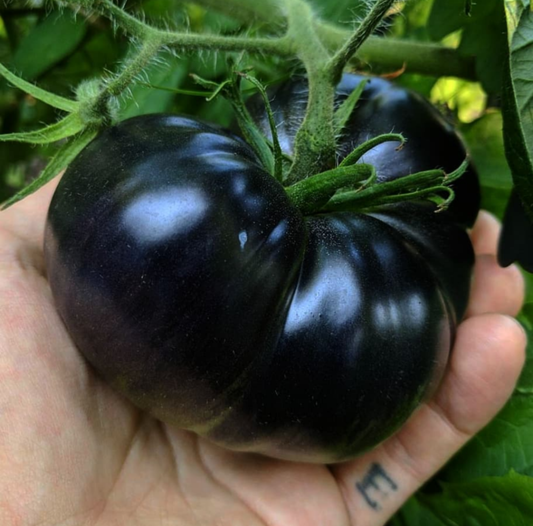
[0,181,526,526]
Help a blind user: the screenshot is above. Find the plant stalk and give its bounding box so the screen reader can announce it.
[191,0,477,80]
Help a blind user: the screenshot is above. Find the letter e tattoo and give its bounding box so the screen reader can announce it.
[355,463,398,510]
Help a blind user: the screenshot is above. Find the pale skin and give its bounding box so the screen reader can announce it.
[0,179,526,526]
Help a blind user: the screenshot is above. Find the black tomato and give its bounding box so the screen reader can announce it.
[44,75,479,463]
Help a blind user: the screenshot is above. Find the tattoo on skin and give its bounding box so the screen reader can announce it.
[355,463,398,510]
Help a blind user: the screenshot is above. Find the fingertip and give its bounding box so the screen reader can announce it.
[470,210,501,256]
[466,255,525,318]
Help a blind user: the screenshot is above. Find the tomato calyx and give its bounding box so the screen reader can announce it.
[284,136,469,216]
[322,158,469,214]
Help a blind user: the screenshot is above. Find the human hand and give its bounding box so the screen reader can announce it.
[0,181,526,526]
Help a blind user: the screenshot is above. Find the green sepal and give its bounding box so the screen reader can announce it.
[239,72,284,182]
[333,78,368,135]
[0,113,84,145]
[1,129,97,209]
[192,70,276,177]
[324,159,468,212]
[0,63,78,112]
[285,163,375,215]
[339,133,406,167]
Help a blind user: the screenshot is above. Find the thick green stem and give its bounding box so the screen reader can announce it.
[328,0,396,84]
[104,38,162,97]
[284,0,336,183]
[319,26,476,80]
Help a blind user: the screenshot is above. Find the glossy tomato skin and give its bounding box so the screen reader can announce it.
[248,73,480,228]
[45,85,477,462]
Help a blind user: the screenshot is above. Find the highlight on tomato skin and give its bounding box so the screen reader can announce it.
[43,75,479,463]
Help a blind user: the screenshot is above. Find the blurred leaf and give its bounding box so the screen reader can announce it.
[461,111,513,218]
[430,78,486,122]
[308,0,368,25]
[458,5,506,95]
[501,5,533,222]
[42,32,126,97]
[11,11,86,80]
[427,0,498,40]
[120,51,189,119]
[391,0,434,41]
[395,73,437,98]
[388,495,445,526]
[421,471,533,524]
[428,0,506,94]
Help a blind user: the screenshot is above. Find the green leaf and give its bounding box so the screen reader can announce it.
[502,5,533,222]
[1,129,97,209]
[240,73,283,181]
[388,495,445,526]
[461,111,513,218]
[440,395,533,480]
[120,51,189,119]
[0,63,78,112]
[458,5,506,95]
[11,11,87,80]
[422,471,533,525]
[427,0,506,94]
[0,113,84,145]
[427,0,498,40]
[390,0,435,42]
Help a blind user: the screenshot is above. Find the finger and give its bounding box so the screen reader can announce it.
[330,313,526,526]
[466,254,525,318]
[0,177,60,248]
[470,211,501,256]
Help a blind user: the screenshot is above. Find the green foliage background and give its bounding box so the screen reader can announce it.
[1,0,532,523]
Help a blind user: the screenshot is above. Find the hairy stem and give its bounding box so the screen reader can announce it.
[284,0,336,183]
[191,0,476,80]
[318,25,476,80]
[328,0,396,83]
[67,0,294,55]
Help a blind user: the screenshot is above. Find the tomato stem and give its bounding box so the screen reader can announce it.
[283,0,337,184]
[191,0,476,80]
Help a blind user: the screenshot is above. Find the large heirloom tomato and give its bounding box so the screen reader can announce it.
[44,74,480,463]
